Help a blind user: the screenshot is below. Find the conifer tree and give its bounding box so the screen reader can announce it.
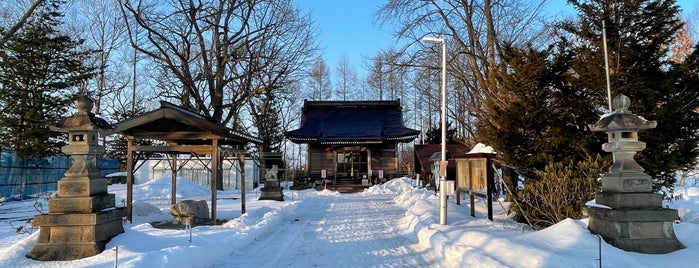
[477,43,604,178]
[424,122,459,145]
[0,0,95,159]
[560,0,697,191]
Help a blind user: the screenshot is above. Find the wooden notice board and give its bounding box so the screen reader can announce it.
[455,153,496,221]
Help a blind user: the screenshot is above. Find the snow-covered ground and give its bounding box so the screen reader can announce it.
[0,174,697,268]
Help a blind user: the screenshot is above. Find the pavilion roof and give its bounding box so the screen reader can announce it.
[107,101,262,146]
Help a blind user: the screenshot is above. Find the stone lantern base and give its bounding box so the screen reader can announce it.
[587,191,685,254]
[258,180,284,201]
[27,207,125,261]
[27,190,125,261]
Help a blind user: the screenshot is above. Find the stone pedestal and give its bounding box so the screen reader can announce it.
[27,96,125,261]
[259,164,284,201]
[587,192,684,254]
[259,180,284,201]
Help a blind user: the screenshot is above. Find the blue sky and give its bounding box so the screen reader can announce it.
[295,0,697,80]
[295,0,391,78]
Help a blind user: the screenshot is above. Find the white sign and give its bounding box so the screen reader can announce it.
[378,170,384,179]
[321,169,326,179]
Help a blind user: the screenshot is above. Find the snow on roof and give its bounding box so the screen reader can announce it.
[467,143,496,154]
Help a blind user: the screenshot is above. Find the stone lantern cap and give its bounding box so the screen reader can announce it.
[588,94,656,132]
[50,95,113,132]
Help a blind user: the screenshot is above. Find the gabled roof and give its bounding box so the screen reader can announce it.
[107,101,262,145]
[285,100,419,144]
[413,144,472,173]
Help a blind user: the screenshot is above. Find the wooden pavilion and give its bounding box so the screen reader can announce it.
[106,101,261,223]
[285,100,419,186]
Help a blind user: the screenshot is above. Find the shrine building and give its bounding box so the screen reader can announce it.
[285,100,419,186]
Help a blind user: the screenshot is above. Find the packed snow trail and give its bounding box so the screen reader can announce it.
[211,191,439,267]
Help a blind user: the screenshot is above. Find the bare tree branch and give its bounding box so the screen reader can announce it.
[0,0,43,46]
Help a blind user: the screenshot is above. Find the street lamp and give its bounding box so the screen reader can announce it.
[422,36,447,225]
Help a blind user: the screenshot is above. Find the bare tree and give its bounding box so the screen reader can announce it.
[0,0,43,46]
[334,54,359,101]
[365,54,385,100]
[307,57,332,100]
[119,0,317,130]
[378,0,548,141]
[69,0,130,114]
[669,23,693,64]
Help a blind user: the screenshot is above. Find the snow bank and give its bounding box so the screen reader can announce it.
[134,172,211,200]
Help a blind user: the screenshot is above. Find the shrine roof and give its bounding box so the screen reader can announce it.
[285,100,419,144]
[106,101,262,146]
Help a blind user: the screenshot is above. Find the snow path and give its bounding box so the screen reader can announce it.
[211,192,439,267]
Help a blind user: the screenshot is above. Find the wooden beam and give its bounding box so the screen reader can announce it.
[133,145,214,155]
[129,131,219,140]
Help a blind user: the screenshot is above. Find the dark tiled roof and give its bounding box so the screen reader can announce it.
[285,100,419,144]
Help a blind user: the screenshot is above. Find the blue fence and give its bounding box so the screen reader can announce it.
[0,150,120,201]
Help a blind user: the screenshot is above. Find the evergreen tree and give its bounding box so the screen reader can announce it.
[423,122,459,145]
[0,0,95,159]
[477,43,604,178]
[561,0,696,191]
[476,43,609,227]
[657,44,699,190]
[256,95,285,153]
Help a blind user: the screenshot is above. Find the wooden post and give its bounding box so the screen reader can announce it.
[171,153,177,205]
[367,149,372,181]
[486,156,494,221]
[238,153,246,214]
[470,164,475,217]
[332,148,337,189]
[210,139,219,223]
[126,137,134,223]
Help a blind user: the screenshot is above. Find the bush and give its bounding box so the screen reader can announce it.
[511,155,609,229]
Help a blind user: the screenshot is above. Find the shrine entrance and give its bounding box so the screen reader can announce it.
[335,147,368,184]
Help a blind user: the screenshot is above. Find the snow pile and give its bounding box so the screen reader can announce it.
[467,143,496,154]
[134,172,211,200]
[674,187,699,224]
[363,177,416,194]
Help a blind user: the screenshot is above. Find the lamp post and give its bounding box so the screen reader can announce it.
[422,36,447,225]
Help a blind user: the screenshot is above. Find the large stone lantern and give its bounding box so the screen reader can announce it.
[587,94,684,254]
[27,96,125,261]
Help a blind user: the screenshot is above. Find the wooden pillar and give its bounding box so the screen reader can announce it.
[126,137,134,223]
[394,143,399,177]
[367,148,372,180]
[486,156,494,221]
[332,148,337,188]
[211,139,219,223]
[170,153,177,205]
[238,153,246,214]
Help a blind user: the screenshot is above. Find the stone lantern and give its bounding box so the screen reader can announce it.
[27,96,125,261]
[587,94,684,254]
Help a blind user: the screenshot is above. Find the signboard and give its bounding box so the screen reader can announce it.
[378,170,384,179]
[456,158,487,193]
[455,153,496,221]
[321,169,326,179]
